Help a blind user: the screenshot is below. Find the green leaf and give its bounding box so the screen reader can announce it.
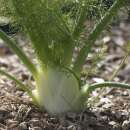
[72,0,88,39]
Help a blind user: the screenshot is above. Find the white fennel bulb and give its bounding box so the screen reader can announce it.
[35,67,83,114]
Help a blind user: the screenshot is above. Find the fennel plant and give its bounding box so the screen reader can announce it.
[0,0,130,115]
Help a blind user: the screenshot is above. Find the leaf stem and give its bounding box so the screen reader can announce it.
[73,0,125,75]
[0,69,39,106]
[0,30,38,79]
[83,82,130,99]
[91,54,128,105]
[72,1,87,39]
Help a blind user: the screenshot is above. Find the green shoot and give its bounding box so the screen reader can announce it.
[0,30,38,79]
[0,69,38,105]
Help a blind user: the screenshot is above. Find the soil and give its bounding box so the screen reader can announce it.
[0,20,130,130]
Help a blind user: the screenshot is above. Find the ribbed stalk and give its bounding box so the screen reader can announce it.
[83,82,130,99]
[73,0,125,75]
[0,69,39,106]
[0,30,38,79]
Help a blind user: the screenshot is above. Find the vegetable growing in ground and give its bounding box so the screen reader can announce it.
[0,0,130,115]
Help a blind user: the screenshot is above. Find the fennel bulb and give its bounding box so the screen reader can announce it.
[35,67,83,114]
